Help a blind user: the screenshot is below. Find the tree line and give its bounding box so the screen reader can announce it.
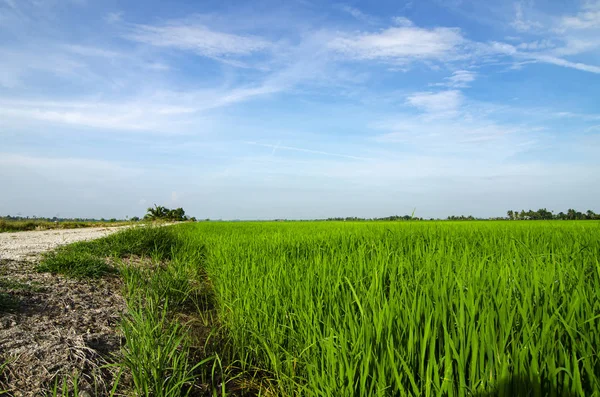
[326,215,423,222]
[447,209,598,221]
[506,208,598,220]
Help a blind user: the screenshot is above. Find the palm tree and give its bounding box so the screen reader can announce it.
[586,210,596,220]
[145,204,168,220]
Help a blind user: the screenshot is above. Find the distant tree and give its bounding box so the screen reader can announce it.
[145,204,168,220]
[537,208,552,220]
[130,216,140,222]
[507,210,514,220]
[144,204,187,221]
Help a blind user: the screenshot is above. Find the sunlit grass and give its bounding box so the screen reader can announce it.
[176,221,600,396]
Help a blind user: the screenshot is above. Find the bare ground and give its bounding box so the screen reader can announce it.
[0,227,127,396]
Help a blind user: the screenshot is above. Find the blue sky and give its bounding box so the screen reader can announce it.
[1,0,599,219]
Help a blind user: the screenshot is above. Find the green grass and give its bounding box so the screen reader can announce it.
[0,359,13,396]
[37,226,179,278]
[173,221,600,396]
[118,292,210,397]
[0,279,43,312]
[0,291,17,312]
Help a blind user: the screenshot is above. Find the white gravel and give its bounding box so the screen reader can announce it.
[0,227,128,261]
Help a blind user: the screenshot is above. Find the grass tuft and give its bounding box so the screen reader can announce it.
[37,226,178,279]
[38,250,113,279]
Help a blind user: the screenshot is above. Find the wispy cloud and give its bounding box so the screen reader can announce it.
[431,70,477,88]
[104,11,123,24]
[485,40,600,74]
[528,53,600,74]
[559,1,600,30]
[0,153,141,180]
[63,44,122,58]
[246,142,371,160]
[511,2,543,32]
[0,96,202,132]
[392,17,415,27]
[516,40,554,51]
[0,46,89,88]
[447,70,476,87]
[0,77,289,132]
[328,22,465,64]
[406,90,464,115]
[126,19,272,58]
[338,5,379,25]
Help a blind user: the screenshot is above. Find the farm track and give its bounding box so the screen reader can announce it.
[0,226,130,262]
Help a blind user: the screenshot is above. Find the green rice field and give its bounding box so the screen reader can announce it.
[175,220,600,396]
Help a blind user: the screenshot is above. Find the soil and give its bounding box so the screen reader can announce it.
[0,227,127,396]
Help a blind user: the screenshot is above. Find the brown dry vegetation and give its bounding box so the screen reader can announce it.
[0,259,125,396]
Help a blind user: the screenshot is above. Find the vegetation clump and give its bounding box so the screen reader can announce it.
[144,205,195,222]
[37,226,178,278]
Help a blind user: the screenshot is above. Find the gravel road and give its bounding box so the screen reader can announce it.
[0,226,128,261]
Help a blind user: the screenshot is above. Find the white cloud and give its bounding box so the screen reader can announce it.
[528,54,600,74]
[560,2,600,30]
[406,90,464,115]
[144,62,170,71]
[443,70,476,88]
[484,40,600,74]
[516,39,554,50]
[126,21,271,58]
[511,2,543,32]
[0,153,140,180]
[63,44,122,58]
[392,17,414,27]
[104,11,123,24]
[0,78,287,132]
[339,5,378,24]
[0,46,89,87]
[0,97,199,132]
[552,38,598,56]
[488,41,518,55]
[328,23,465,63]
[246,142,371,160]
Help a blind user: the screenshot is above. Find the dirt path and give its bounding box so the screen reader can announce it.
[0,226,129,262]
[0,227,128,396]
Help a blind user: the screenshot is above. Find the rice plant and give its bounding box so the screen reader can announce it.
[174,221,600,396]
